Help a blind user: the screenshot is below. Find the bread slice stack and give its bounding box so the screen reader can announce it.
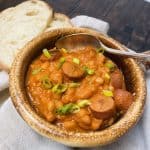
[0,0,73,72]
[46,13,72,31]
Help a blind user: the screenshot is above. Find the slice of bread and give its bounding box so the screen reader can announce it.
[0,0,53,72]
[45,13,73,31]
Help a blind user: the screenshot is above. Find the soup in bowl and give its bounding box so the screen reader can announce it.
[10,28,146,147]
[26,46,133,132]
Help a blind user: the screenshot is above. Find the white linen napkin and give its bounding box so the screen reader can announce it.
[0,15,149,150]
[71,15,110,34]
[145,0,150,3]
[0,71,9,92]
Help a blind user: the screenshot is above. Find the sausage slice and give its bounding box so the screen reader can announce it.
[90,95,116,119]
[62,61,84,78]
[114,89,133,113]
[110,70,124,89]
[76,80,96,99]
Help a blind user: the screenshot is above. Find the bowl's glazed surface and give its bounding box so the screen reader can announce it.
[9,28,146,147]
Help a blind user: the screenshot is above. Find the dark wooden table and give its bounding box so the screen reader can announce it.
[0,0,150,52]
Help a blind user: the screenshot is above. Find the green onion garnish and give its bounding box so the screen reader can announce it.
[73,58,80,64]
[56,100,91,115]
[41,76,52,89]
[56,103,79,115]
[69,82,80,88]
[43,49,51,58]
[102,90,113,97]
[105,60,115,71]
[77,99,91,108]
[32,68,42,75]
[52,84,67,94]
[83,66,95,75]
[104,73,110,80]
[96,47,105,53]
[71,104,80,113]
[57,57,66,69]
[87,69,95,75]
[61,48,68,53]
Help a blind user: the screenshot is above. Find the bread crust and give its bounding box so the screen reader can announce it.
[54,13,73,26]
[45,12,73,32]
[0,0,53,72]
[0,1,73,72]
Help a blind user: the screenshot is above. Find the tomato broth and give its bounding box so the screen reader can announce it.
[26,47,133,132]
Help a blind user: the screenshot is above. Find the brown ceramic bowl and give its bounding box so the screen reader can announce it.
[9,28,146,147]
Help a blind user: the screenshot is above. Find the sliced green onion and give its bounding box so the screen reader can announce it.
[96,47,105,53]
[87,69,95,75]
[56,103,79,115]
[73,58,80,64]
[56,103,74,115]
[59,57,66,63]
[77,99,91,108]
[69,82,80,88]
[102,90,113,97]
[104,73,110,80]
[41,76,52,89]
[43,49,51,58]
[32,67,42,75]
[52,84,67,94]
[105,60,115,71]
[83,66,95,75]
[61,48,68,53]
[57,57,66,69]
[71,104,80,113]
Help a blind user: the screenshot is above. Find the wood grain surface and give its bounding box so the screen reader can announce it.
[0,0,150,52]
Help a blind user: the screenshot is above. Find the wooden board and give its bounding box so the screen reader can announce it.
[0,0,150,52]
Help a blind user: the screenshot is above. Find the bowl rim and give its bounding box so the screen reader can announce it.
[9,27,146,147]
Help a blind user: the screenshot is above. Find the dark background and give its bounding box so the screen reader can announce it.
[0,0,150,52]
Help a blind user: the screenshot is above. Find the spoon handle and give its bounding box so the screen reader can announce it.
[141,50,150,70]
[100,41,149,58]
[127,49,150,70]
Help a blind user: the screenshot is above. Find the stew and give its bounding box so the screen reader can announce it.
[26,46,133,132]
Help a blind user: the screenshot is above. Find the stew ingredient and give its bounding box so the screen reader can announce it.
[26,46,133,132]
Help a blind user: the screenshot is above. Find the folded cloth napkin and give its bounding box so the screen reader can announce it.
[145,0,150,3]
[71,15,110,34]
[0,15,149,150]
[0,71,9,92]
